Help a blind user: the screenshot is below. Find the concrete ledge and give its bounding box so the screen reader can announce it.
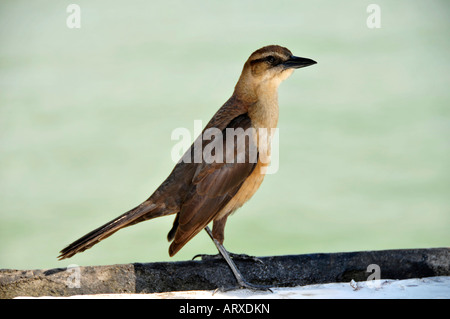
[1,248,449,299]
[16,276,450,299]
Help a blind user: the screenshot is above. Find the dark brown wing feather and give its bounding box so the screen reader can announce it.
[169,113,257,256]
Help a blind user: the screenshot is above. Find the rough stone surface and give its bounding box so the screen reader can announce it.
[1,248,449,299]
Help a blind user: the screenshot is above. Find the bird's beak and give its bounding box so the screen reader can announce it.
[282,56,317,69]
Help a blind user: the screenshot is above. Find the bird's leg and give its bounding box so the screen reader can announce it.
[203,226,272,292]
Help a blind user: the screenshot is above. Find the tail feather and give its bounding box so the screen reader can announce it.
[58,201,161,260]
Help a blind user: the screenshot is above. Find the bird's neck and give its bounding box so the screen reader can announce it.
[233,73,282,171]
[249,83,279,130]
[234,79,280,130]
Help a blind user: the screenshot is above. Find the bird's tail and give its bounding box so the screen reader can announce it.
[58,201,164,260]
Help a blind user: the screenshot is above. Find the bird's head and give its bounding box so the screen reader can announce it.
[235,45,316,100]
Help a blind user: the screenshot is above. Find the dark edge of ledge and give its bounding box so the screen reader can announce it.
[1,247,449,298]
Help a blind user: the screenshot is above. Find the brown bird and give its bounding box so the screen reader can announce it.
[58,45,316,290]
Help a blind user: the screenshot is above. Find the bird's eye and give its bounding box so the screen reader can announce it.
[266,56,275,64]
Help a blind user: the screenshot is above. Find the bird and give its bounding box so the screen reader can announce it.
[58,45,316,290]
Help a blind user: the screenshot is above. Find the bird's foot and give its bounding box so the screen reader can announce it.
[213,281,273,294]
[229,253,265,264]
[193,253,264,264]
[192,253,221,261]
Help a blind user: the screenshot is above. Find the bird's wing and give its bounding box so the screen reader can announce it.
[169,113,257,256]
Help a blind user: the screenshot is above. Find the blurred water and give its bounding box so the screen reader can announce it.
[0,1,449,269]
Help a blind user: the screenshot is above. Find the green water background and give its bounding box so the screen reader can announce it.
[0,1,449,269]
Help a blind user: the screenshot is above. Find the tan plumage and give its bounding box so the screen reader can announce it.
[58,45,316,261]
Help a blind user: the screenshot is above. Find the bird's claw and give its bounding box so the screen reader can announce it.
[229,253,265,264]
[193,253,264,264]
[192,253,222,261]
[213,281,273,295]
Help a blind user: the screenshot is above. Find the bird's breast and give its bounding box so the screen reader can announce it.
[215,99,279,220]
[216,159,268,220]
